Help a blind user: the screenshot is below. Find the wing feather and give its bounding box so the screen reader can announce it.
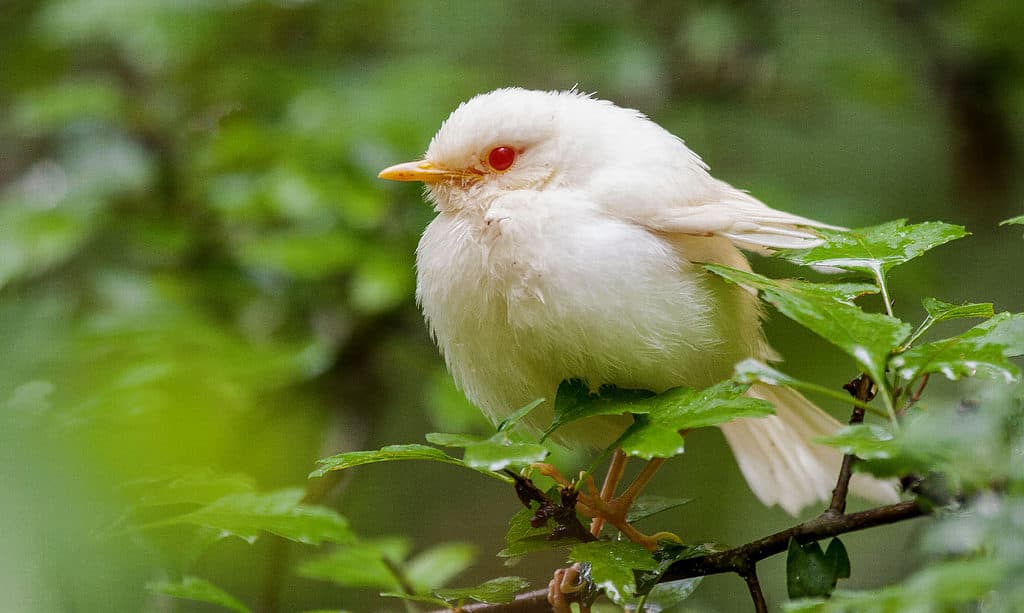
[641,192,843,253]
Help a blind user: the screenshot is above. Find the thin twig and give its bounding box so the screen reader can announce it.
[909,373,931,403]
[829,374,874,515]
[741,567,768,613]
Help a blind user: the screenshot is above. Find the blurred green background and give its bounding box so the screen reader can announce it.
[1,1,1022,611]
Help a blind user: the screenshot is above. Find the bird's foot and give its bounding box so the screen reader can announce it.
[548,564,593,613]
[527,462,681,551]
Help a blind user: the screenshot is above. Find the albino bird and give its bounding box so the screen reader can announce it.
[379,88,896,524]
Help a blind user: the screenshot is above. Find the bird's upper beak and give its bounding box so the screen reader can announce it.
[378,160,477,184]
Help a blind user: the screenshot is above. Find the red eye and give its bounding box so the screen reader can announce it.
[487,146,516,171]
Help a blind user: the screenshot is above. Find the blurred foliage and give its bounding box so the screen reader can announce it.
[1,1,1023,612]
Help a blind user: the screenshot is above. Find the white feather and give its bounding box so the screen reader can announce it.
[401,87,894,514]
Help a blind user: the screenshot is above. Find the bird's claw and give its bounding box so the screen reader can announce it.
[548,564,592,613]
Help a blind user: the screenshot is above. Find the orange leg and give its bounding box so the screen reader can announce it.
[589,448,629,537]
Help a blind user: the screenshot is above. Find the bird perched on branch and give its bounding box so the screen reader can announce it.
[379,88,896,541]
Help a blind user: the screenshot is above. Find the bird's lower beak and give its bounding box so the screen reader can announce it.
[378,160,473,183]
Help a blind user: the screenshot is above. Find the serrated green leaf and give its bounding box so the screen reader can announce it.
[707,265,910,415]
[817,424,898,460]
[545,379,656,438]
[781,220,968,276]
[404,542,477,591]
[462,440,549,471]
[298,538,410,590]
[432,576,531,604]
[734,359,884,417]
[921,298,995,323]
[310,444,509,482]
[891,312,1024,384]
[569,541,659,603]
[614,380,774,459]
[147,576,251,613]
[163,488,353,545]
[626,495,693,523]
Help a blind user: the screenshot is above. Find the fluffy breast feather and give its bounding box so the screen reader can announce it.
[416,189,768,445]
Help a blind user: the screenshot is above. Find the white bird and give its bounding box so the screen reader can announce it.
[379,88,896,525]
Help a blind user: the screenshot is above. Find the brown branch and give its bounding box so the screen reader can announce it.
[435,500,926,612]
[829,374,874,514]
[741,567,768,613]
[660,500,924,581]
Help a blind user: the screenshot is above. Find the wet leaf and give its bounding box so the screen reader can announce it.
[781,220,968,277]
[921,298,995,323]
[310,444,497,479]
[891,312,1024,384]
[161,488,354,545]
[545,379,656,438]
[569,541,659,603]
[431,576,531,604]
[707,265,910,408]
[614,380,774,459]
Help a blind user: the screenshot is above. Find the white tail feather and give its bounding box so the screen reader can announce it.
[719,383,899,515]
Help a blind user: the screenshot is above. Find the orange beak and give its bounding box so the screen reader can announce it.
[378,160,477,184]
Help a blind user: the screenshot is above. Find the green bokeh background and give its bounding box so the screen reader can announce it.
[1,1,1022,611]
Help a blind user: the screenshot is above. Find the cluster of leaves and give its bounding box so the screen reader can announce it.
[300,219,1024,611]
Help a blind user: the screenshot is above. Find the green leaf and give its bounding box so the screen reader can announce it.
[1000,215,1024,226]
[639,578,702,612]
[310,444,508,481]
[426,431,548,471]
[147,576,251,613]
[431,576,531,604]
[922,298,995,323]
[817,424,898,460]
[891,312,1024,384]
[614,380,775,459]
[825,538,851,580]
[545,379,655,438]
[462,440,549,471]
[626,495,692,523]
[786,538,847,599]
[404,542,478,591]
[707,265,911,415]
[569,541,659,603]
[161,488,354,545]
[734,359,884,417]
[497,398,545,432]
[817,423,935,478]
[976,311,1024,356]
[781,220,968,276]
[499,496,590,558]
[499,503,585,558]
[298,538,410,590]
[424,432,489,447]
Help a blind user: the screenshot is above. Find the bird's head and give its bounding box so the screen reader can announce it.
[379,88,708,214]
